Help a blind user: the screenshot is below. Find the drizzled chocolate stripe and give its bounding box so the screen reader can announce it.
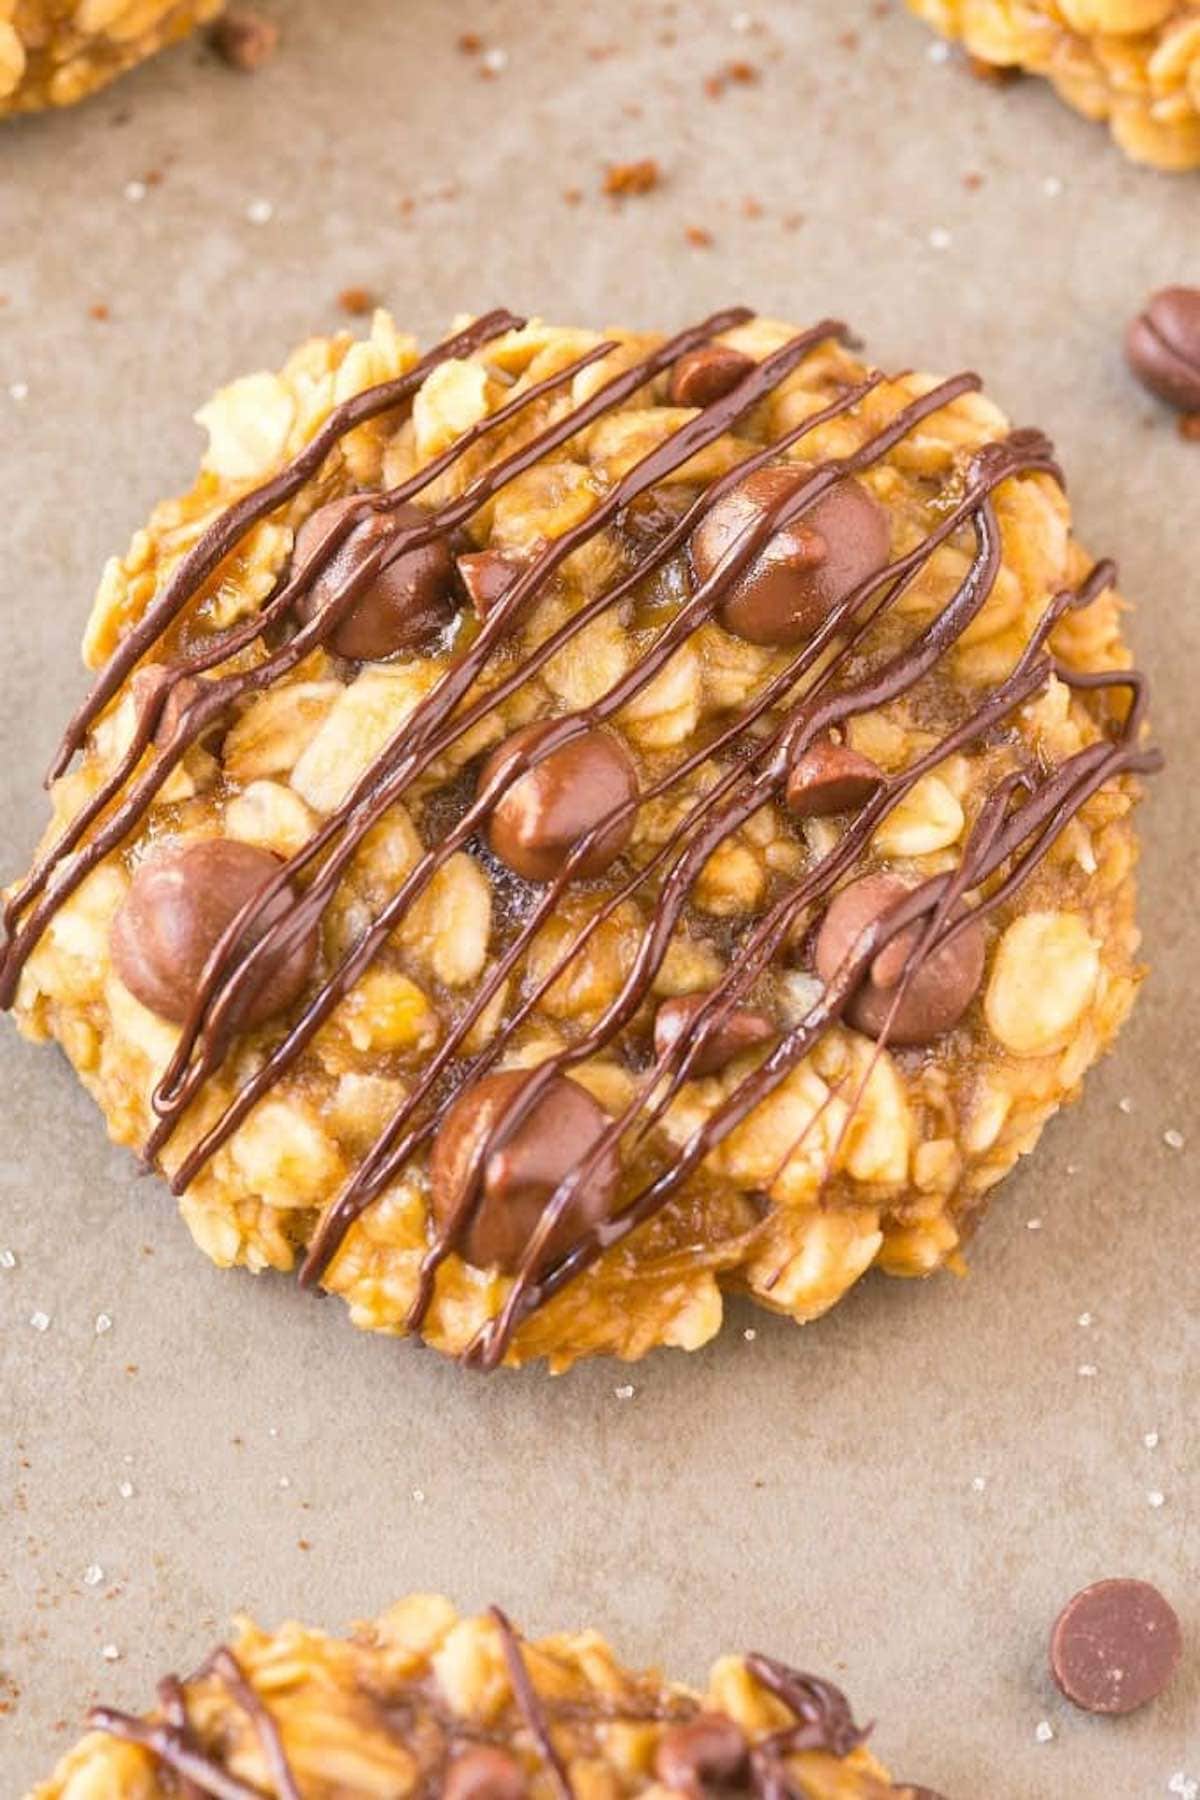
[43,309,524,788]
[1,307,1161,1368]
[88,1647,296,1800]
[80,1619,882,1798]
[489,1606,574,1800]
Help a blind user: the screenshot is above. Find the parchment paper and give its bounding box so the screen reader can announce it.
[1,3,1196,1793]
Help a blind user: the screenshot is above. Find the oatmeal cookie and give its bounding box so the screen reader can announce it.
[0,306,1160,1371]
[0,0,224,115]
[27,1594,933,1798]
[907,0,1200,168]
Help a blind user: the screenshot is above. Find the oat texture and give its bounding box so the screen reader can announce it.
[4,310,1152,1370]
[0,0,223,114]
[27,1594,919,1798]
[908,0,1200,168]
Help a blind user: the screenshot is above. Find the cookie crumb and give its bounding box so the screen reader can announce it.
[684,225,714,247]
[88,303,110,322]
[210,10,279,73]
[1179,414,1200,442]
[337,286,375,317]
[967,52,1018,84]
[603,159,661,197]
[456,32,482,55]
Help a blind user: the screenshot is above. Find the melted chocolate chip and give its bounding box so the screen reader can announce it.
[442,1746,528,1800]
[110,839,318,1027]
[480,721,639,883]
[429,1068,619,1273]
[294,496,456,660]
[1126,287,1200,413]
[668,343,755,409]
[654,993,775,1075]
[654,1713,748,1790]
[456,549,525,619]
[785,736,883,818]
[1050,1579,1182,1717]
[689,465,890,646]
[814,872,985,1045]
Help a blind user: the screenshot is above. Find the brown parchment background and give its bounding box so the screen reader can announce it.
[1,3,1197,1794]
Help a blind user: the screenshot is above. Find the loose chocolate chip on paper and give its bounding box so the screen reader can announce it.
[1050,1578,1182,1716]
[1125,288,1200,413]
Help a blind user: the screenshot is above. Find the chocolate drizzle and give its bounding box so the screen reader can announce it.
[80,1618,881,1797]
[0,307,1161,1366]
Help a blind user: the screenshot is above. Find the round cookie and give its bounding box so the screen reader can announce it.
[0,304,1160,1370]
[0,0,225,116]
[906,0,1200,171]
[26,1593,922,1797]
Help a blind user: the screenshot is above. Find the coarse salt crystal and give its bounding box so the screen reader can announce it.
[246,198,274,225]
[1118,1096,1133,1114]
[929,226,952,250]
[1026,1218,1043,1231]
[84,1565,104,1587]
[614,1384,635,1399]
[101,1644,121,1662]
[8,383,27,403]
[95,1313,112,1335]
[1077,1312,1092,1327]
[0,1249,16,1269]
[1167,1775,1198,1800]
[1148,1490,1166,1508]
[1042,175,1064,197]
[927,40,951,63]
[1078,1363,1098,1378]
[30,1311,50,1332]
[1144,1431,1160,1449]
[1164,1128,1184,1150]
[124,180,147,203]
[481,46,508,72]
[411,1488,425,1504]
[1035,1720,1054,1743]
[744,1328,757,1342]
[971,1476,987,1492]
[118,1480,134,1499]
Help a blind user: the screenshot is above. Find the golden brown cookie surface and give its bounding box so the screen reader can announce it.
[26,1594,923,1798]
[907,0,1200,169]
[1,306,1160,1370]
[0,0,225,115]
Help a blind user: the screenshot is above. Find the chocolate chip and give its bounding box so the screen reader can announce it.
[456,549,524,619]
[668,343,755,409]
[480,721,639,883]
[785,736,883,818]
[654,1713,748,1791]
[293,496,456,660]
[210,9,280,72]
[1126,287,1200,413]
[442,1746,528,1800]
[689,466,890,646]
[654,992,775,1076]
[814,872,985,1045]
[110,839,318,1027]
[430,1068,619,1273]
[1050,1579,1182,1716]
